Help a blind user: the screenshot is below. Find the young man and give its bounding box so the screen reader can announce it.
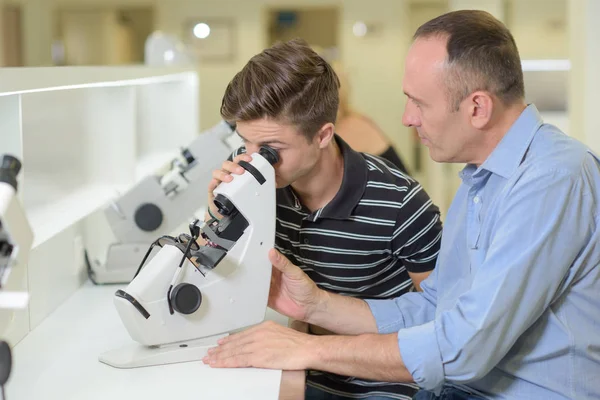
[206,39,443,400]
[205,11,600,400]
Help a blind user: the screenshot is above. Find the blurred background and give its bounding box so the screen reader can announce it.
[1,0,597,216]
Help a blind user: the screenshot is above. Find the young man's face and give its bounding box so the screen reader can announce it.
[235,118,325,189]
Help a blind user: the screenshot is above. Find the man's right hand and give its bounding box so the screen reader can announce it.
[270,248,379,336]
[206,153,252,220]
[268,248,326,323]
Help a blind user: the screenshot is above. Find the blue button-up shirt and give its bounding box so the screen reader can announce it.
[367,105,600,399]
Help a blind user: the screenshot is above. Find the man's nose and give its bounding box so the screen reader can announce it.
[402,103,420,127]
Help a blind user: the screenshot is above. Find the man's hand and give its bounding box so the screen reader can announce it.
[206,153,252,220]
[203,321,413,383]
[270,249,379,335]
[268,249,325,322]
[202,321,315,370]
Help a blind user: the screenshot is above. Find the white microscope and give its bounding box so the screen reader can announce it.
[100,146,278,369]
[0,155,34,393]
[87,120,243,285]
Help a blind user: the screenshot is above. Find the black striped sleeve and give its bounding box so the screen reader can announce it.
[391,180,442,273]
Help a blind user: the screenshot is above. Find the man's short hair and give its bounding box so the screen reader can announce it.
[414,10,525,111]
[221,38,340,140]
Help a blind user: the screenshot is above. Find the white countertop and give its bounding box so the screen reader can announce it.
[7,282,285,400]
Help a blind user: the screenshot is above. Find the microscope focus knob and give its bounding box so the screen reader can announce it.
[134,203,163,232]
[171,283,202,315]
[213,194,235,216]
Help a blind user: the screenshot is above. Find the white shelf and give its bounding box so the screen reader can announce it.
[0,66,196,97]
[24,151,184,248]
[8,282,284,400]
[27,183,121,248]
[0,66,199,345]
[135,151,180,181]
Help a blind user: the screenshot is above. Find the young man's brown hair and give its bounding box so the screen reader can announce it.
[221,38,340,140]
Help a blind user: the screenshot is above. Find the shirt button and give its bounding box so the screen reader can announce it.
[304,238,309,244]
[473,196,480,204]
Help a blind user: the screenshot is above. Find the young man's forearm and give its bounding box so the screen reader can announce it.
[306,333,413,383]
[307,290,379,335]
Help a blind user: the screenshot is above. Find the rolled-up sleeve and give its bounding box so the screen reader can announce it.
[366,265,439,334]
[397,322,444,390]
[393,168,595,390]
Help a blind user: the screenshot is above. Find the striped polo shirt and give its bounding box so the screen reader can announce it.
[236,135,442,398]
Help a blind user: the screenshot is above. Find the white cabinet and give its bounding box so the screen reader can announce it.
[0,66,199,344]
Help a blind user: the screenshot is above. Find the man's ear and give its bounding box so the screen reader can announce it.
[467,91,494,130]
[315,123,335,149]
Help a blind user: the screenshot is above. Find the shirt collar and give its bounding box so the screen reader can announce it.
[278,134,368,220]
[472,104,543,180]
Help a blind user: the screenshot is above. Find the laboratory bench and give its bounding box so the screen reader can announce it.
[7,281,304,400]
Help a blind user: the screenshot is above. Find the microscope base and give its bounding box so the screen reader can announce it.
[99,333,228,369]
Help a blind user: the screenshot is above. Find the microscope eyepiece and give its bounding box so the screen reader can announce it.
[258,146,279,166]
[0,155,22,191]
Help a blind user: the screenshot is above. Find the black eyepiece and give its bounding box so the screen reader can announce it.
[258,146,279,165]
[0,155,22,191]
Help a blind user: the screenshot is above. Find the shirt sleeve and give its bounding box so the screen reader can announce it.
[366,264,439,333]
[391,180,443,273]
[397,167,596,390]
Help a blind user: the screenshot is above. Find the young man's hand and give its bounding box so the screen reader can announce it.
[268,249,326,324]
[205,153,252,220]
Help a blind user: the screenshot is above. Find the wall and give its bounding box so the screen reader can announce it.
[339,0,413,169]
[267,7,339,49]
[58,9,113,65]
[152,0,416,142]
[10,0,416,142]
[508,0,568,59]
[113,8,153,63]
[2,5,22,66]
[56,7,151,65]
[4,0,583,204]
[153,0,266,130]
[6,0,571,128]
[20,0,53,66]
[569,0,600,152]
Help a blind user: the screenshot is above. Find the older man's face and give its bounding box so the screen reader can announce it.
[401,36,474,164]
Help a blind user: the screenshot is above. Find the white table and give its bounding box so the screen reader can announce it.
[7,282,288,400]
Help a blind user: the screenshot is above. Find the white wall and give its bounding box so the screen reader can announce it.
[267,7,338,49]
[155,0,267,130]
[8,0,590,207]
[21,0,54,66]
[153,0,416,145]
[339,0,413,168]
[58,9,141,65]
[2,4,23,66]
[59,10,114,65]
[11,0,417,142]
[569,0,600,153]
[509,0,568,59]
